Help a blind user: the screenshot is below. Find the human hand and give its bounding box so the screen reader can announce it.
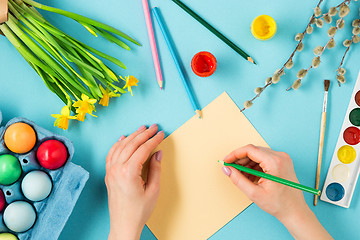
[105,124,165,240]
[222,145,332,240]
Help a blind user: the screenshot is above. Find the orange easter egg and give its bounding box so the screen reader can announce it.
[4,122,37,154]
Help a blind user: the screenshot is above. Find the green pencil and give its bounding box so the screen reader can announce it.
[219,160,321,196]
[171,0,256,64]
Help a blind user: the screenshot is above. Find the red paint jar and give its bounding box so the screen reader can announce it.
[191,51,217,77]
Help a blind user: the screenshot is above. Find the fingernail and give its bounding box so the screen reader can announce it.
[118,135,125,141]
[222,166,231,176]
[155,150,163,162]
[150,123,157,129]
[138,125,146,131]
[157,131,164,135]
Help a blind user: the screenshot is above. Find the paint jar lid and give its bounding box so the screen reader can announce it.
[251,15,277,40]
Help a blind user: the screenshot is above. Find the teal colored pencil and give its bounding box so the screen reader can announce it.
[219,160,321,196]
[153,7,202,118]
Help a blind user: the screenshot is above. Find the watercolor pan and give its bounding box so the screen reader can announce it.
[321,71,360,208]
[0,110,89,239]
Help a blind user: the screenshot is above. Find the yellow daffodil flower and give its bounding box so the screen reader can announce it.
[51,106,77,130]
[120,75,139,96]
[99,85,120,107]
[73,94,97,121]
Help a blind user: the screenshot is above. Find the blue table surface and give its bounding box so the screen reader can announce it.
[1,0,360,239]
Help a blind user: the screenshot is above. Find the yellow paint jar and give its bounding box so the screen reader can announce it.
[251,15,277,40]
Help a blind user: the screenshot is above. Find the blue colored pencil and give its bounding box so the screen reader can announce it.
[152,7,202,119]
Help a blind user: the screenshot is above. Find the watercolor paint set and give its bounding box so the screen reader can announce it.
[321,71,360,208]
[0,110,89,240]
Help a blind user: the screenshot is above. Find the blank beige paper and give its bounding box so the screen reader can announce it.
[147,92,269,240]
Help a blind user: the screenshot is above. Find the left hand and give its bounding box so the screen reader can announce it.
[105,124,165,240]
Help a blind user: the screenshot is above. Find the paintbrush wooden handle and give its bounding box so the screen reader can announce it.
[314,112,327,206]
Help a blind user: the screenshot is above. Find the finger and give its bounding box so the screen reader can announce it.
[117,125,159,164]
[145,151,162,197]
[106,135,125,172]
[223,166,262,200]
[224,145,274,165]
[111,125,148,166]
[234,157,252,166]
[128,131,165,174]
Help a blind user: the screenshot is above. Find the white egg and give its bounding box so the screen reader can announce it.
[3,201,36,232]
[21,171,52,202]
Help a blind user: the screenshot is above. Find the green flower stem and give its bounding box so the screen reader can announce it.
[0,23,57,78]
[21,0,141,46]
[6,14,90,96]
[33,18,127,70]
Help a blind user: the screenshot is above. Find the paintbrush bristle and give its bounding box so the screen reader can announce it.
[324,80,330,92]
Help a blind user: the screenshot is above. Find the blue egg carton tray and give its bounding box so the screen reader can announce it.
[0,110,89,240]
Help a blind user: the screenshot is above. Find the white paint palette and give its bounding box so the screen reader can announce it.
[321,71,360,208]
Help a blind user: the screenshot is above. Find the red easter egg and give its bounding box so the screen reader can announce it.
[36,140,68,170]
[0,189,5,212]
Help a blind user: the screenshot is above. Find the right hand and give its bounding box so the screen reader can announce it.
[222,144,308,221]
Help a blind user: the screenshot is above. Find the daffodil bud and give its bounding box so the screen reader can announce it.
[313,46,324,55]
[337,19,345,29]
[327,38,336,49]
[292,79,302,90]
[316,19,324,28]
[353,27,360,35]
[324,14,332,24]
[297,69,308,79]
[339,4,350,18]
[295,33,304,41]
[306,26,314,34]
[244,101,253,109]
[312,56,321,68]
[327,26,337,37]
[329,7,338,16]
[272,73,281,84]
[338,67,346,75]
[285,59,294,69]
[265,77,272,84]
[297,42,304,52]
[337,74,346,84]
[254,87,263,94]
[353,35,360,43]
[314,7,322,17]
[343,39,352,47]
[352,19,360,27]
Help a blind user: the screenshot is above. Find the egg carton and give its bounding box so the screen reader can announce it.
[0,110,89,240]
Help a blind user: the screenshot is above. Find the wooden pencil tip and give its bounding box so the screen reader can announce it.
[247,57,256,64]
[196,110,202,119]
[324,80,330,92]
[218,160,225,165]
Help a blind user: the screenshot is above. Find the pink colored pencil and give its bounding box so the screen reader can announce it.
[142,0,163,90]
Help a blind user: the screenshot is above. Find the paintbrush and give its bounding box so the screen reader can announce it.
[314,80,330,206]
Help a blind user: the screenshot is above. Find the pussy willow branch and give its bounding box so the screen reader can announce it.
[239,0,324,112]
[336,45,350,86]
[239,0,351,112]
[286,0,351,90]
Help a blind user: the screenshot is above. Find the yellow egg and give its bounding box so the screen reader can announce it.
[251,15,277,40]
[4,122,37,154]
[0,233,18,240]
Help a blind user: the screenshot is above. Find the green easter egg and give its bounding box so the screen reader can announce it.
[0,233,18,240]
[0,155,22,185]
